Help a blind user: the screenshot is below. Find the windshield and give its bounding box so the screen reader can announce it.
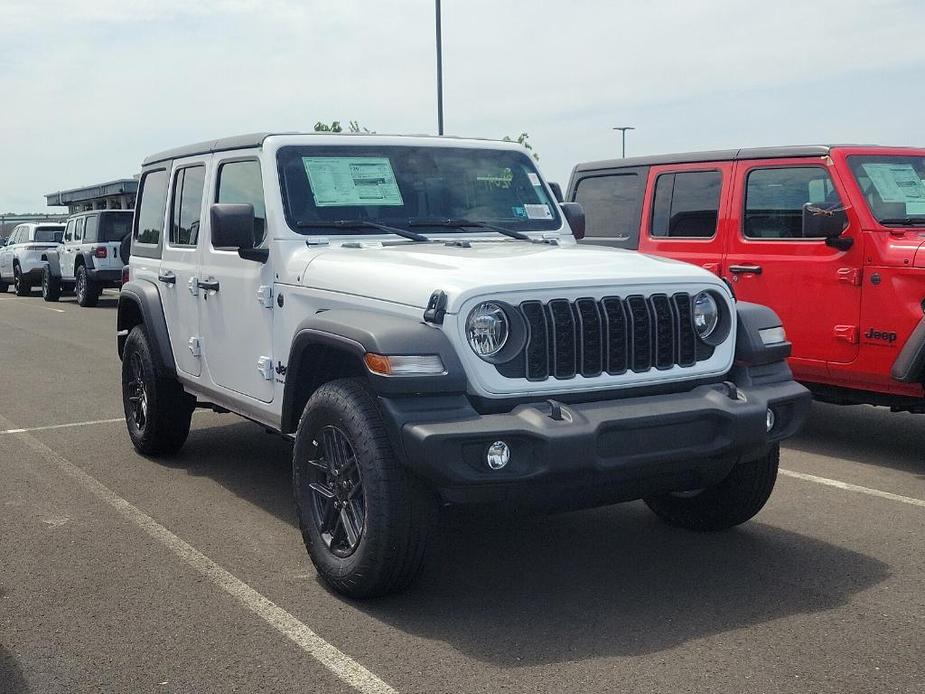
[99,212,133,241]
[34,227,63,243]
[847,155,925,225]
[277,145,560,234]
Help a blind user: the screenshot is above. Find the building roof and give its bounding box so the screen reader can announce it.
[45,178,138,207]
[571,144,920,172]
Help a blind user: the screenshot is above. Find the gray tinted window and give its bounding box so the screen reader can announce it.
[651,171,722,238]
[573,173,644,247]
[745,167,838,239]
[84,215,99,243]
[217,160,266,245]
[171,166,205,246]
[136,169,168,245]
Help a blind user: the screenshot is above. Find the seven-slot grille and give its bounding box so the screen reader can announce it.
[513,293,702,381]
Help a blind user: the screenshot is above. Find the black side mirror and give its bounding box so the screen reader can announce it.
[560,202,586,240]
[548,182,564,203]
[211,203,268,262]
[802,202,851,249]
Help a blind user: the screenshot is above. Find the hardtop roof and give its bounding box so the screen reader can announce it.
[573,144,925,173]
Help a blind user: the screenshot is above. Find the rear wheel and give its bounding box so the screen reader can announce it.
[0,280,8,293]
[13,263,30,296]
[41,266,61,302]
[121,325,194,455]
[75,265,100,307]
[644,444,780,531]
[293,378,437,598]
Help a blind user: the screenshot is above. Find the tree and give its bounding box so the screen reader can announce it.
[503,132,539,161]
[313,120,373,134]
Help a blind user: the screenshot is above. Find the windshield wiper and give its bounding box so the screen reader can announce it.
[878,218,925,226]
[295,219,429,242]
[408,217,532,241]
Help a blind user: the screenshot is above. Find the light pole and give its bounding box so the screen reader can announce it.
[435,0,444,135]
[613,126,635,158]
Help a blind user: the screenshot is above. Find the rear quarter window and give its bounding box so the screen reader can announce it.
[573,172,646,248]
[135,169,169,249]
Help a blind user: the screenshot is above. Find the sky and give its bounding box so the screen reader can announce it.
[1,0,924,212]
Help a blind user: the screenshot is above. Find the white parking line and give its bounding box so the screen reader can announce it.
[0,417,124,435]
[780,468,925,508]
[1,415,396,694]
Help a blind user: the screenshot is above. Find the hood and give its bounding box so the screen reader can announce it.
[294,241,724,311]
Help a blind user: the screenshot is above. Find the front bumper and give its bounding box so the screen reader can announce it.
[382,376,810,505]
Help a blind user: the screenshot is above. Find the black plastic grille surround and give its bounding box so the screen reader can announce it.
[508,293,706,381]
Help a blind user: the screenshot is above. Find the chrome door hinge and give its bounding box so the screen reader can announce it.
[188,337,201,357]
[188,276,199,296]
[257,285,273,308]
[257,356,274,380]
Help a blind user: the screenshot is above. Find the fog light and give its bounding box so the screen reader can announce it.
[766,408,776,433]
[486,441,510,470]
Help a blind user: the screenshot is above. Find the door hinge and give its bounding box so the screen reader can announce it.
[834,325,859,344]
[257,356,274,380]
[837,267,862,286]
[257,285,274,308]
[188,276,199,296]
[188,337,201,357]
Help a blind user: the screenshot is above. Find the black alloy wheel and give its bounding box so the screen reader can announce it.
[126,351,148,434]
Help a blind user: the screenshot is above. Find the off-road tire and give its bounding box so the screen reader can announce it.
[122,325,194,456]
[0,280,8,293]
[644,444,780,531]
[13,264,30,296]
[75,265,100,307]
[293,378,437,598]
[41,266,61,302]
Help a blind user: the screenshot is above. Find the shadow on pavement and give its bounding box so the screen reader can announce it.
[787,401,925,478]
[179,420,889,665]
[0,646,29,694]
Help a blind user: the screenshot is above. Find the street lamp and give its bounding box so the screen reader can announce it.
[613,126,635,158]
[435,0,444,135]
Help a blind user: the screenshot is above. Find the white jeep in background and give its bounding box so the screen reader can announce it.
[0,222,65,295]
[117,132,810,598]
[41,209,133,306]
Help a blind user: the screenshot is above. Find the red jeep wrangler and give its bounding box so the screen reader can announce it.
[567,145,925,412]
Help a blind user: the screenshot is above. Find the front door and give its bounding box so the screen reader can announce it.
[160,158,208,377]
[724,159,863,371]
[639,163,732,277]
[198,156,275,403]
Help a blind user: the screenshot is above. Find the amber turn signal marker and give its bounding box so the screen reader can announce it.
[364,353,392,375]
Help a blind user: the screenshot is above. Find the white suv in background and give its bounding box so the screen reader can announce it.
[0,223,65,295]
[42,210,133,306]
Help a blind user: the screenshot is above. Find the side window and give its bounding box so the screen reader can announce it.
[135,169,169,246]
[216,160,266,245]
[74,218,85,242]
[64,220,74,242]
[650,171,722,238]
[170,165,206,246]
[744,167,841,239]
[84,215,99,243]
[9,228,21,245]
[573,173,644,247]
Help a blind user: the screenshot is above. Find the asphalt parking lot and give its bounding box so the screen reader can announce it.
[0,291,922,694]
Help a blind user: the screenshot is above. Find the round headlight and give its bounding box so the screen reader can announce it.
[692,291,719,339]
[466,302,509,359]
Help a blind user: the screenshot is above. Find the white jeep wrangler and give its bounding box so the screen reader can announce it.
[42,209,133,306]
[117,133,810,598]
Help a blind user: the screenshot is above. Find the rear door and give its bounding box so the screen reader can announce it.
[638,163,732,277]
[724,158,862,369]
[160,159,208,377]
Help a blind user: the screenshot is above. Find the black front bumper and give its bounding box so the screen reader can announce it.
[381,375,809,506]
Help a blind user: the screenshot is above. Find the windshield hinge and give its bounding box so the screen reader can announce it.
[424,290,448,325]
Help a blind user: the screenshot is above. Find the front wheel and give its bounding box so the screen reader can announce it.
[42,266,61,302]
[75,266,100,307]
[122,325,195,455]
[293,378,437,598]
[644,444,780,531]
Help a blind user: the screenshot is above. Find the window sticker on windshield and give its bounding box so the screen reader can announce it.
[527,172,541,187]
[512,206,527,219]
[861,163,925,204]
[302,157,404,207]
[907,202,925,215]
[524,203,552,220]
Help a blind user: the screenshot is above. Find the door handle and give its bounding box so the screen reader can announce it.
[728,264,763,275]
[197,278,220,292]
[158,272,176,284]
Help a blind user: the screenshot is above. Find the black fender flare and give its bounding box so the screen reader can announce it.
[41,250,62,277]
[117,280,176,377]
[734,302,792,366]
[280,309,467,433]
[891,317,925,383]
[76,251,96,273]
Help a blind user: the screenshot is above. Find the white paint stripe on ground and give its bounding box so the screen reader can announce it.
[780,468,925,508]
[42,307,65,313]
[1,417,396,694]
[0,417,124,435]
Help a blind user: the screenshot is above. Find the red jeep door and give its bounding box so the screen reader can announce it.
[724,159,863,374]
[640,163,731,276]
